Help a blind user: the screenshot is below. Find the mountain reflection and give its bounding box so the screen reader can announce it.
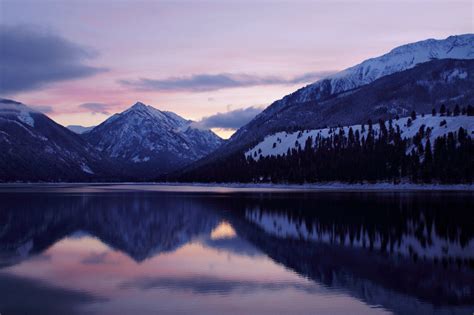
[0,190,473,315]
[0,193,220,265]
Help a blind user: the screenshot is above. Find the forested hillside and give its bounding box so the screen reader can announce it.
[176,106,474,184]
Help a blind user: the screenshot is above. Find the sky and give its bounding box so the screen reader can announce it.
[0,0,473,138]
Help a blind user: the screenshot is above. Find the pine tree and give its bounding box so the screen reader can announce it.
[467,105,474,116]
[440,104,446,116]
[423,139,433,182]
[454,104,460,116]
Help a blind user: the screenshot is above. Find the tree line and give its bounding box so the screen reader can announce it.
[176,106,474,184]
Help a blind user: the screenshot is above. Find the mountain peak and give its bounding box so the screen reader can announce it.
[124,101,163,118]
[130,101,149,111]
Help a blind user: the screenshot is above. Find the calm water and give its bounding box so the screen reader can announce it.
[0,185,473,315]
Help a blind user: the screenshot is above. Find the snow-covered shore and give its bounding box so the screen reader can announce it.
[155,181,474,192]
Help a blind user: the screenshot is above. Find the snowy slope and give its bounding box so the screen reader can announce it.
[296,34,474,102]
[246,114,474,161]
[84,102,223,175]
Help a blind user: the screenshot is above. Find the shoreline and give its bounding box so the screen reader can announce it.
[0,181,473,192]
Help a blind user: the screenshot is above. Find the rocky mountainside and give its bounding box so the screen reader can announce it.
[0,99,115,181]
[84,102,223,177]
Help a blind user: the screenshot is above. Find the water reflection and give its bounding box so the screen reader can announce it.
[0,188,472,314]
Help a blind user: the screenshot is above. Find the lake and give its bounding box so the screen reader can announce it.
[0,184,473,315]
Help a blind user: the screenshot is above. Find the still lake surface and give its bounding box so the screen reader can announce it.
[0,184,473,315]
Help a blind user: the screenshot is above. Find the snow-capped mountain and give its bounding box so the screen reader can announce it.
[231,34,474,146]
[84,102,223,177]
[0,99,115,181]
[67,125,95,134]
[246,114,474,161]
[179,34,474,177]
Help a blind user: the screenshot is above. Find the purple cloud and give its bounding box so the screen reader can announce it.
[194,106,264,130]
[79,102,113,115]
[119,71,335,92]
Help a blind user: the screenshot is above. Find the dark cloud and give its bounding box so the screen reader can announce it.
[0,25,106,94]
[119,71,336,92]
[120,275,322,295]
[194,106,263,130]
[79,102,113,115]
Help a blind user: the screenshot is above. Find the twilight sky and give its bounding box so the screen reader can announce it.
[0,0,472,138]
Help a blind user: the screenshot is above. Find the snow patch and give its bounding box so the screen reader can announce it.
[442,68,468,82]
[132,156,151,163]
[80,164,94,174]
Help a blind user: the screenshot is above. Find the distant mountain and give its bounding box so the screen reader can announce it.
[0,99,115,181]
[181,34,474,173]
[84,102,223,178]
[67,125,95,134]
